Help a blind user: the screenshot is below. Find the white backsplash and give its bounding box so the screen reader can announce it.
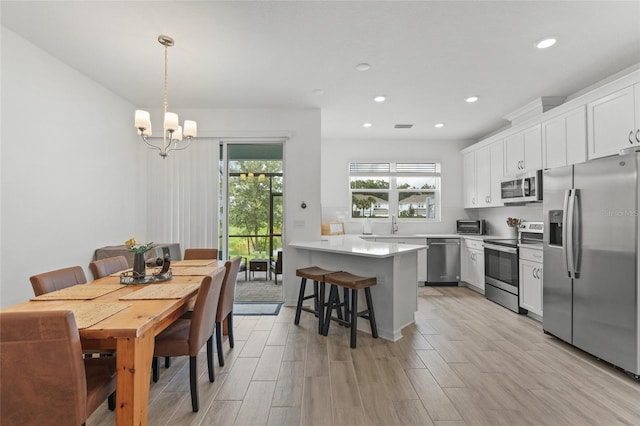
[322,204,543,237]
[322,206,471,235]
[476,203,543,237]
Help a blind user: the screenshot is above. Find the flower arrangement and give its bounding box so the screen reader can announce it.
[506,217,520,228]
[125,238,154,254]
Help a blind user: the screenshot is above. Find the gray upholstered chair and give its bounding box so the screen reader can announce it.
[152,267,225,412]
[89,255,129,279]
[0,311,117,425]
[29,266,87,297]
[216,256,242,367]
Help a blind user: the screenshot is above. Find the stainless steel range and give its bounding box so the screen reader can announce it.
[483,221,543,313]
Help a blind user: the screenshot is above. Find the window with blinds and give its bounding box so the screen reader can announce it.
[349,162,441,220]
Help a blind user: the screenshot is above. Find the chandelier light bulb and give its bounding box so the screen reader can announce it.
[173,126,183,141]
[164,112,179,131]
[183,120,197,138]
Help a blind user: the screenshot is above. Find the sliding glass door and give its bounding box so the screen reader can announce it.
[219,143,284,302]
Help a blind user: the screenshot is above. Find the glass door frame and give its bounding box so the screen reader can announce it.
[219,140,285,264]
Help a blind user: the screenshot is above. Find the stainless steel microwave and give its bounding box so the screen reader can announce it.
[500,170,543,204]
[456,219,486,235]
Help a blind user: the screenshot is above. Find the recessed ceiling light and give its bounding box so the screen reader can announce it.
[374,95,386,103]
[363,123,372,128]
[536,37,557,49]
[356,63,371,71]
[435,123,445,128]
[312,89,325,95]
[465,96,479,103]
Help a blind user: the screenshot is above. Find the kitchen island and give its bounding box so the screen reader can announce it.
[289,235,427,341]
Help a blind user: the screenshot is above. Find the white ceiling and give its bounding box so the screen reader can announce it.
[2,1,640,141]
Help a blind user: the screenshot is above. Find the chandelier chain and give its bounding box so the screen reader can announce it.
[163,43,169,115]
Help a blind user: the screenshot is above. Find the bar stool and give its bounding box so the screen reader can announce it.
[322,271,378,348]
[294,267,339,334]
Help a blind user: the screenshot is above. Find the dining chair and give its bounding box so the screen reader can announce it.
[89,255,129,279]
[216,256,242,367]
[0,310,117,426]
[29,265,87,297]
[152,267,225,412]
[184,248,218,260]
[161,248,218,369]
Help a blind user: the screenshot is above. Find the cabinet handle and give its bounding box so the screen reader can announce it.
[636,129,639,144]
[630,130,635,145]
[472,197,475,205]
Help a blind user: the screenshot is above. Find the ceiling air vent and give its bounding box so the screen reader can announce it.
[394,124,414,129]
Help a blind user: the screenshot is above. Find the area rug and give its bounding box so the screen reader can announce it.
[233,302,283,316]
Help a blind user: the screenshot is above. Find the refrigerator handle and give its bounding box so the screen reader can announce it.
[567,188,577,279]
[572,189,581,279]
[562,189,572,278]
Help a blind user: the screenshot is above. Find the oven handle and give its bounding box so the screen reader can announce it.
[483,243,518,255]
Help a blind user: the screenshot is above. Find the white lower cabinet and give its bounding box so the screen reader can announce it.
[519,248,543,317]
[461,239,484,291]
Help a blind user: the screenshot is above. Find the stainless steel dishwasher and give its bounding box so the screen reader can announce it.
[426,238,461,285]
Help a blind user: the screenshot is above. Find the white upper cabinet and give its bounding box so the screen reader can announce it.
[543,105,587,169]
[475,145,491,206]
[463,140,504,208]
[489,142,504,206]
[463,151,477,208]
[587,83,640,160]
[505,124,542,175]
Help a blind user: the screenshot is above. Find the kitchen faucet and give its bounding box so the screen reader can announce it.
[391,214,398,234]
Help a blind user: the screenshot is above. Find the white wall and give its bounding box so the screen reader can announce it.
[321,138,473,235]
[0,28,144,307]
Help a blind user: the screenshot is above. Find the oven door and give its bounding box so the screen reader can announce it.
[484,243,519,294]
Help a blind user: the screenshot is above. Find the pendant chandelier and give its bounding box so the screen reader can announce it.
[134,35,197,158]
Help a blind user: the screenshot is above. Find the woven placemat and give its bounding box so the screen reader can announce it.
[32,284,126,301]
[50,302,130,329]
[119,283,200,300]
[170,266,218,276]
[174,259,217,267]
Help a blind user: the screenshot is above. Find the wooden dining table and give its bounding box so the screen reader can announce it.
[1,259,225,425]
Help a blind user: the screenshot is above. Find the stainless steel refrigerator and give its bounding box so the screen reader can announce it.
[543,151,639,377]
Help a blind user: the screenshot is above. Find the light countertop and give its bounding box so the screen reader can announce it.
[289,235,427,258]
[359,234,460,239]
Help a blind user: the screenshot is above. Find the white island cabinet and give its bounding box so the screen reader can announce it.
[289,235,427,342]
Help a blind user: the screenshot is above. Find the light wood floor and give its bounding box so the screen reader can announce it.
[88,286,640,425]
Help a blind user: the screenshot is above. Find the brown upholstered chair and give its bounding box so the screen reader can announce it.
[184,248,218,260]
[216,256,242,367]
[29,266,87,297]
[89,255,129,279]
[269,250,283,284]
[0,311,117,426]
[152,267,225,412]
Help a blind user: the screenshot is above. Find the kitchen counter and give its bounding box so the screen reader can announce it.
[289,234,426,258]
[290,235,426,341]
[359,233,460,239]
